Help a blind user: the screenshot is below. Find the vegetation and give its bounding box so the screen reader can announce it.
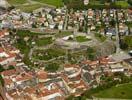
[8,65,15,70]
[63,0,130,10]
[0,65,5,72]
[86,47,96,60]
[55,31,73,38]
[7,0,27,5]
[16,30,39,37]
[94,33,107,42]
[120,36,132,50]
[36,37,53,46]
[76,36,91,42]
[94,83,132,99]
[45,63,59,72]
[15,37,32,66]
[15,30,36,66]
[16,4,43,13]
[33,0,63,7]
[128,0,132,6]
[0,75,4,86]
[67,72,132,99]
[114,1,129,8]
[126,21,132,28]
[33,48,65,61]
[0,65,15,72]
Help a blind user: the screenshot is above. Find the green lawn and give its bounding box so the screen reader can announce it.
[7,0,27,5]
[94,83,132,99]
[16,4,43,13]
[115,1,129,8]
[126,22,132,28]
[55,31,73,38]
[33,0,63,7]
[36,37,53,46]
[76,36,91,42]
[16,30,43,37]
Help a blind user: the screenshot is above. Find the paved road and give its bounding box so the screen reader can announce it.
[115,10,121,53]
[64,9,68,30]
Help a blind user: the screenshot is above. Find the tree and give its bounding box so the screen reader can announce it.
[45,63,59,72]
[32,22,37,28]
[128,0,132,6]
[0,65,5,72]
[123,36,132,49]
[110,19,116,27]
[86,47,96,60]
[8,65,15,70]
[0,75,4,86]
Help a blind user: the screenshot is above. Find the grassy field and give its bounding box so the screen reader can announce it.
[115,1,129,8]
[7,0,27,5]
[36,37,53,46]
[76,36,91,42]
[94,83,132,99]
[55,31,73,38]
[33,0,63,7]
[16,4,43,13]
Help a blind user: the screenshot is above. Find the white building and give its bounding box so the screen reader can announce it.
[84,0,89,5]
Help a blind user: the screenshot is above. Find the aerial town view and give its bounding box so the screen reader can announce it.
[0,0,131,100]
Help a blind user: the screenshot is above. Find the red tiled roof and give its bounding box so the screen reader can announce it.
[15,73,33,82]
[64,64,79,68]
[37,70,47,80]
[0,48,4,53]
[0,52,16,62]
[4,78,13,85]
[0,32,4,38]
[1,69,17,76]
[81,60,91,65]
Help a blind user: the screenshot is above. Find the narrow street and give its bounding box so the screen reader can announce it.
[115,10,121,53]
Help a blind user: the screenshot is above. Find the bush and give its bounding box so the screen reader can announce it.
[86,47,96,60]
[45,63,59,72]
[0,65,5,72]
[95,33,107,42]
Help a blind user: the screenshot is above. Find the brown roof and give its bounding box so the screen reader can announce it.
[37,70,47,80]
[4,78,13,85]
[64,64,79,68]
[15,73,33,82]
[1,69,17,76]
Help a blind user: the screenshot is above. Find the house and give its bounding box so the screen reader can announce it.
[1,69,17,90]
[106,28,116,35]
[84,0,89,5]
[88,9,94,19]
[0,48,16,65]
[64,64,82,78]
[36,70,48,82]
[61,64,87,96]
[110,63,124,72]
[6,83,65,100]
[123,58,132,71]
[0,29,9,38]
